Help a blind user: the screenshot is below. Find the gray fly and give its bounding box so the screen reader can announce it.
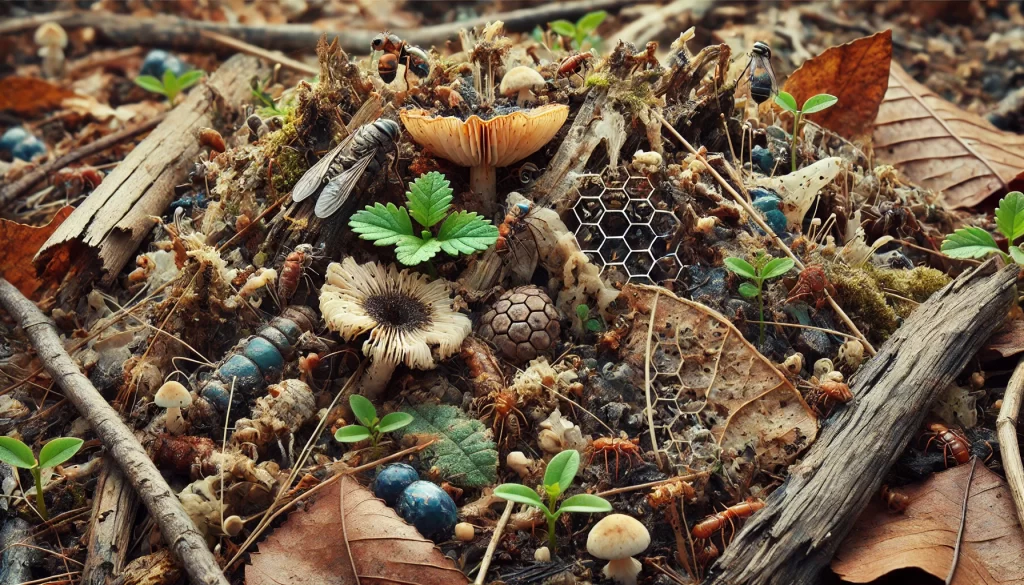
[291,118,400,219]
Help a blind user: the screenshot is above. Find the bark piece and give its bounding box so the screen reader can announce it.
[706,259,1017,585]
[82,460,139,585]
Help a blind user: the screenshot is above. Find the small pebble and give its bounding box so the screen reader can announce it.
[454,522,475,542]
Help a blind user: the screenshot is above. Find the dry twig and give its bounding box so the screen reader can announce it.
[999,356,1024,534]
[474,501,515,585]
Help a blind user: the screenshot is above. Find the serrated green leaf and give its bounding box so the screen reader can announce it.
[738,282,760,299]
[406,171,453,228]
[37,437,83,469]
[436,211,499,256]
[801,94,838,114]
[548,20,577,37]
[349,203,416,245]
[1010,245,1024,265]
[349,395,377,427]
[774,91,799,113]
[761,258,796,280]
[576,10,607,34]
[396,404,498,487]
[133,75,166,96]
[543,450,579,495]
[493,483,545,509]
[176,69,205,91]
[557,493,612,514]
[940,227,1001,259]
[334,425,371,443]
[0,437,36,469]
[377,412,413,433]
[395,236,444,265]
[996,191,1024,242]
[723,257,758,280]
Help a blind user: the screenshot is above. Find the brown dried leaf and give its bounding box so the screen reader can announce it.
[833,465,1024,584]
[873,62,1024,209]
[246,476,468,585]
[782,30,892,140]
[981,318,1024,360]
[0,207,74,299]
[0,77,76,116]
[620,285,818,474]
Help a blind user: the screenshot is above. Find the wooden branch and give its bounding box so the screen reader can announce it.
[82,459,139,585]
[706,259,1018,585]
[34,54,266,286]
[0,278,229,585]
[0,115,165,210]
[23,0,634,54]
[0,517,38,585]
[999,356,1024,534]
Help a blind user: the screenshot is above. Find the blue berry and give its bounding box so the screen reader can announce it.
[140,49,190,79]
[12,136,45,161]
[372,463,420,506]
[0,127,29,152]
[751,145,776,175]
[395,481,458,541]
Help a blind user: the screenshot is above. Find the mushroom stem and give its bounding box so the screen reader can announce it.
[603,557,642,585]
[470,165,498,217]
[165,406,185,435]
[516,89,534,107]
[359,358,399,400]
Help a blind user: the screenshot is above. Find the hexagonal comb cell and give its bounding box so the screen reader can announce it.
[574,174,604,198]
[625,251,655,277]
[651,210,680,237]
[600,166,627,190]
[624,224,656,250]
[575,197,605,224]
[601,210,630,237]
[599,237,630,265]
[650,254,682,281]
[600,188,628,211]
[574,224,605,252]
[625,200,655,224]
[625,176,655,199]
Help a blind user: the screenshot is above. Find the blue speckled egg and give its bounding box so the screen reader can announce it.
[12,136,45,161]
[372,463,420,506]
[751,145,776,175]
[243,337,283,376]
[199,379,231,411]
[140,50,190,79]
[269,317,303,345]
[762,209,789,235]
[257,326,292,356]
[216,354,263,394]
[396,481,458,541]
[0,127,29,152]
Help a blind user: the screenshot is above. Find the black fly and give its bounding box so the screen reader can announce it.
[738,41,778,104]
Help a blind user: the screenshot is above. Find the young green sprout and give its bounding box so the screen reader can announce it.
[547,11,607,51]
[134,68,205,103]
[493,449,612,551]
[575,303,604,333]
[0,436,84,520]
[942,191,1024,265]
[724,251,795,348]
[334,395,413,448]
[773,91,838,172]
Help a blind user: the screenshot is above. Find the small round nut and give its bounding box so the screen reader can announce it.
[454,522,475,542]
[477,285,560,363]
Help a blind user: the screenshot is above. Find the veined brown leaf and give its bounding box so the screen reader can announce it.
[873,62,1024,209]
[245,476,468,585]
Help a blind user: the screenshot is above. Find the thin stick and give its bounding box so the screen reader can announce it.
[595,472,707,497]
[653,110,876,356]
[474,501,514,585]
[199,30,318,76]
[747,320,861,340]
[644,291,665,469]
[0,278,228,585]
[998,357,1024,534]
[946,457,977,585]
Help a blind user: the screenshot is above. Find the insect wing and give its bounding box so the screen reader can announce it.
[313,152,375,218]
[291,134,355,203]
[750,52,778,96]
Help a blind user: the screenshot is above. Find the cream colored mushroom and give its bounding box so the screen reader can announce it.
[155,381,192,435]
[221,515,244,537]
[587,514,650,585]
[34,23,67,79]
[500,66,546,107]
[400,103,568,216]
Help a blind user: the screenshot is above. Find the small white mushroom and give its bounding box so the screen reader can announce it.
[155,381,192,435]
[813,358,834,379]
[34,23,67,79]
[499,66,547,107]
[221,515,244,537]
[454,522,475,542]
[506,451,534,478]
[587,514,651,585]
[534,546,551,562]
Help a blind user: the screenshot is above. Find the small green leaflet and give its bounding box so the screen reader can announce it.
[761,258,796,280]
[406,171,452,228]
[395,237,444,265]
[724,257,758,280]
[0,437,36,469]
[548,19,577,37]
[38,437,83,469]
[349,395,377,427]
[576,10,606,35]
[738,282,760,299]
[940,227,1000,259]
[134,75,166,96]
[335,426,371,443]
[349,203,416,246]
[437,212,500,255]
[774,91,799,114]
[801,94,838,115]
[995,191,1024,243]
[1010,246,1024,265]
[557,493,612,514]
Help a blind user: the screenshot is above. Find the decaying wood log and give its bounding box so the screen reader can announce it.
[82,460,139,585]
[0,278,229,585]
[0,517,38,585]
[35,54,266,287]
[706,259,1018,585]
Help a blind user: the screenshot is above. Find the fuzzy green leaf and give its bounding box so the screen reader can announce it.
[436,211,499,256]
[396,404,498,487]
[548,20,577,37]
[543,450,580,495]
[557,493,612,514]
[774,91,799,113]
[377,412,413,433]
[586,319,603,332]
[349,203,416,246]
[176,69,205,91]
[576,304,590,321]
[723,257,758,280]
[406,171,453,228]
[1010,245,1024,265]
[37,437,83,469]
[349,395,377,427]
[133,75,166,96]
[576,10,607,35]
[0,437,36,469]
[941,227,1001,259]
[801,94,839,114]
[738,282,760,299]
[334,425,372,443]
[395,236,444,265]
[761,258,796,280]
[493,483,545,509]
[996,191,1024,242]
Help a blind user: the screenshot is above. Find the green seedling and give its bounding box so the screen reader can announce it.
[548,10,607,51]
[493,449,612,551]
[773,91,838,172]
[0,436,84,520]
[350,171,498,267]
[334,395,413,448]
[575,303,604,333]
[134,69,205,103]
[942,191,1024,265]
[724,251,795,347]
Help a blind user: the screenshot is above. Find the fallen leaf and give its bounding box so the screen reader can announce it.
[981,318,1024,360]
[0,207,74,299]
[396,403,499,488]
[833,465,1024,584]
[246,476,468,585]
[873,62,1024,209]
[782,31,892,139]
[620,284,818,476]
[760,156,844,228]
[0,77,77,117]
